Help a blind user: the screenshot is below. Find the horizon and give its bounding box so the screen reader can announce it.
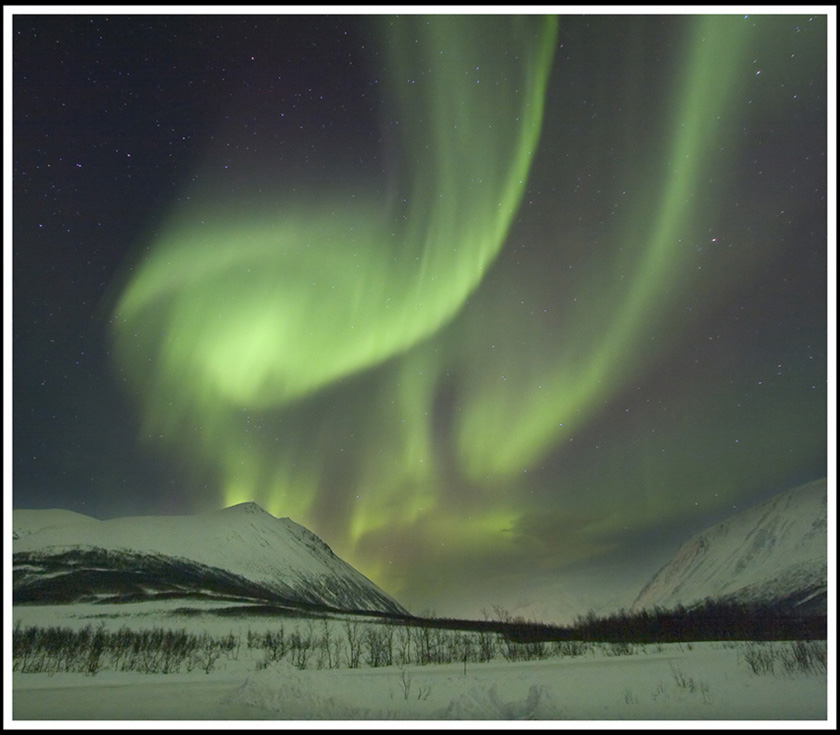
[11,474,829,624]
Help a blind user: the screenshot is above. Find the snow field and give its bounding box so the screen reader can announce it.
[227,645,828,720]
[10,602,829,722]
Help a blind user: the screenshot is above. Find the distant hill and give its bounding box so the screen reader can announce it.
[13,501,407,616]
[631,479,827,615]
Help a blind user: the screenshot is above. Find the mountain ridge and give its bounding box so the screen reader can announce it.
[631,478,827,615]
[13,501,407,616]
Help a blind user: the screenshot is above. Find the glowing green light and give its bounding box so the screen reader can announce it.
[106,16,803,612]
[111,16,559,589]
[113,16,557,417]
[452,16,755,480]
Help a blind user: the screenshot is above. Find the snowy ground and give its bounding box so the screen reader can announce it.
[8,602,832,725]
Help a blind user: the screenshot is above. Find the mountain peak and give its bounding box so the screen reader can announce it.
[220,501,275,517]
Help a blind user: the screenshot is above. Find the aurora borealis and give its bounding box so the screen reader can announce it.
[12,11,831,621]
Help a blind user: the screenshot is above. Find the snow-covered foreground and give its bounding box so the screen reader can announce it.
[12,645,829,722]
[9,603,830,723]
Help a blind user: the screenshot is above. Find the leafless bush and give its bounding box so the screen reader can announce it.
[476,629,496,662]
[194,635,221,674]
[551,640,590,657]
[261,624,289,663]
[741,640,828,677]
[344,621,363,669]
[289,624,313,670]
[604,641,635,656]
[741,642,777,675]
[395,624,414,665]
[13,623,224,675]
[670,663,711,703]
[780,640,827,675]
[364,625,393,667]
[398,665,413,699]
[317,619,340,669]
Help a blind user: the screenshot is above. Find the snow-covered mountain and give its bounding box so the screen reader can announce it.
[631,478,827,615]
[13,501,407,616]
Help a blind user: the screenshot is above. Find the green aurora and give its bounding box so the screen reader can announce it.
[109,15,827,616]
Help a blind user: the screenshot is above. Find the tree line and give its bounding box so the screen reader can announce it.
[478,599,827,644]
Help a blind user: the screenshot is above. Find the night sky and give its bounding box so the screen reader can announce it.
[10,11,831,621]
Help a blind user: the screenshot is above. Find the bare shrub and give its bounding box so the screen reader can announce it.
[476,629,496,662]
[318,619,339,669]
[196,635,221,674]
[609,641,635,656]
[398,665,413,699]
[344,621,363,669]
[262,624,289,663]
[780,640,827,676]
[395,624,413,666]
[289,624,313,670]
[741,642,776,675]
[741,640,828,677]
[552,640,590,657]
[670,663,711,703]
[364,625,391,668]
